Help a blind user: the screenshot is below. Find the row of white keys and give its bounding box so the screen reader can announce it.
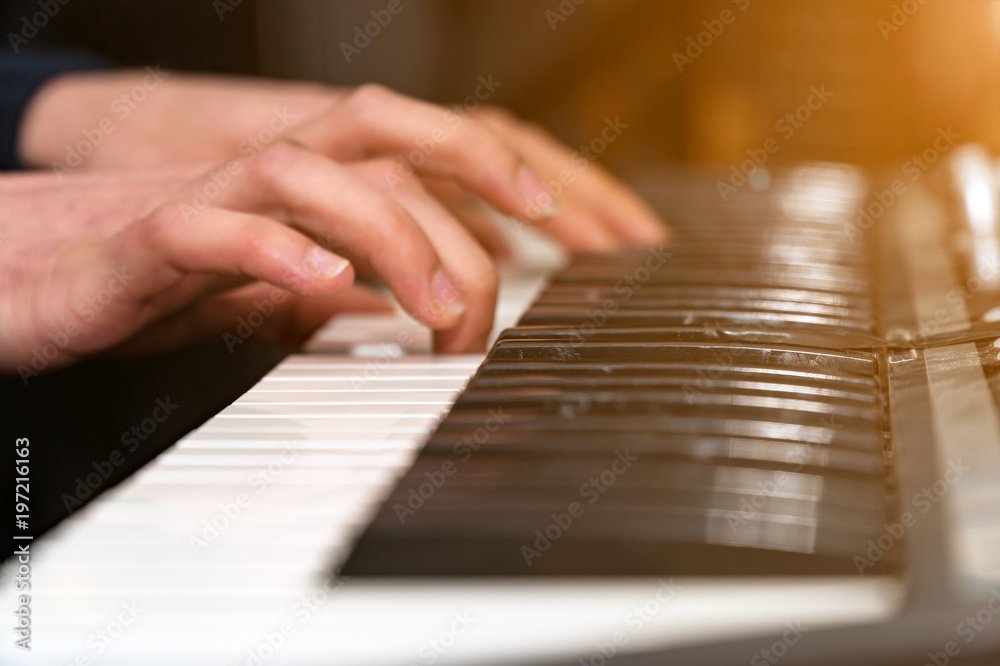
[0,247,559,664]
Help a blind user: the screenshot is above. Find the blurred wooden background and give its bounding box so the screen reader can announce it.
[2,0,997,170]
[257,0,1000,171]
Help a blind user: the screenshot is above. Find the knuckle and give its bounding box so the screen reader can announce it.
[352,158,400,191]
[140,203,186,247]
[345,83,394,115]
[464,253,499,296]
[519,119,550,141]
[475,104,517,125]
[460,117,515,160]
[247,139,306,181]
[363,197,421,250]
[384,204,421,241]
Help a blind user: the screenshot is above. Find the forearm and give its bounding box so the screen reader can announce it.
[0,51,111,171]
[17,69,349,171]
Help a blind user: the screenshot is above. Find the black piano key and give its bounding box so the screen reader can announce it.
[516,307,872,333]
[535,284,872,308]
[533,294,871,320]
[493,326,883,349]
[343,534,889,576]
[435,414,879,453]
[422,431,883,475]
[462,377,878,403]
[486,341,878,375]
[391,453,880,505]
[476,360,880,389]
[449,389,878,422]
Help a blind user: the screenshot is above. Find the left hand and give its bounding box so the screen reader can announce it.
[19,71,670,253]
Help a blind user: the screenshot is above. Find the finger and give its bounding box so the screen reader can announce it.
[290,84,559,225]
[107,203,355,324]
[110,283,393,356]
[536,199,624,252]
[351,160,499,354]
[420,178,512,258]
[184,141,466,331]
[475,106,670,246]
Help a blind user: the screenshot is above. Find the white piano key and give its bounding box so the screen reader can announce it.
[243,379,473,393]
[216,403,451,417]
[266,354,482,369]
[149,451,413,468]
[96,480,395,505]
[175,434,421,449]
[194,424,431,434]
[233,389,459,402]
[305,314,432,353]
[24,565,325,592]
[196,417,441,432]
[129,466,402,486]
[28,540,333,568]
[74,500,371,526]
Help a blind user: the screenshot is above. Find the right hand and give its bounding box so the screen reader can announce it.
[2,84,669,376]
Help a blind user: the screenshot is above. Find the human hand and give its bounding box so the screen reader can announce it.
[3,82,671,375]
[19,73,669,253]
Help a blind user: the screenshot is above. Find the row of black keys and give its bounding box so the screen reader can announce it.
[342,222,890,577]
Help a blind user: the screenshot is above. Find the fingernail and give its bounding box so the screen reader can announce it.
[519,165,560,220]
[305,246,350,279]
[431,269,466,319]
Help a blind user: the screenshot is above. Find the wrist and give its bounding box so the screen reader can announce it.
[17,72,94,169]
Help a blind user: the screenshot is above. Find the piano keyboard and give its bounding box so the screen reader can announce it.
[343,166,893,579]
[13,159,1000,664]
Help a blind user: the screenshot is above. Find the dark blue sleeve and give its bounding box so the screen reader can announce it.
[0,51,113,171]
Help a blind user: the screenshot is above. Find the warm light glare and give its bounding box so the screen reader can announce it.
[964,180,996,237]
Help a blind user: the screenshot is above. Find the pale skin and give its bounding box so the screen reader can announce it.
[0,70,669,375]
